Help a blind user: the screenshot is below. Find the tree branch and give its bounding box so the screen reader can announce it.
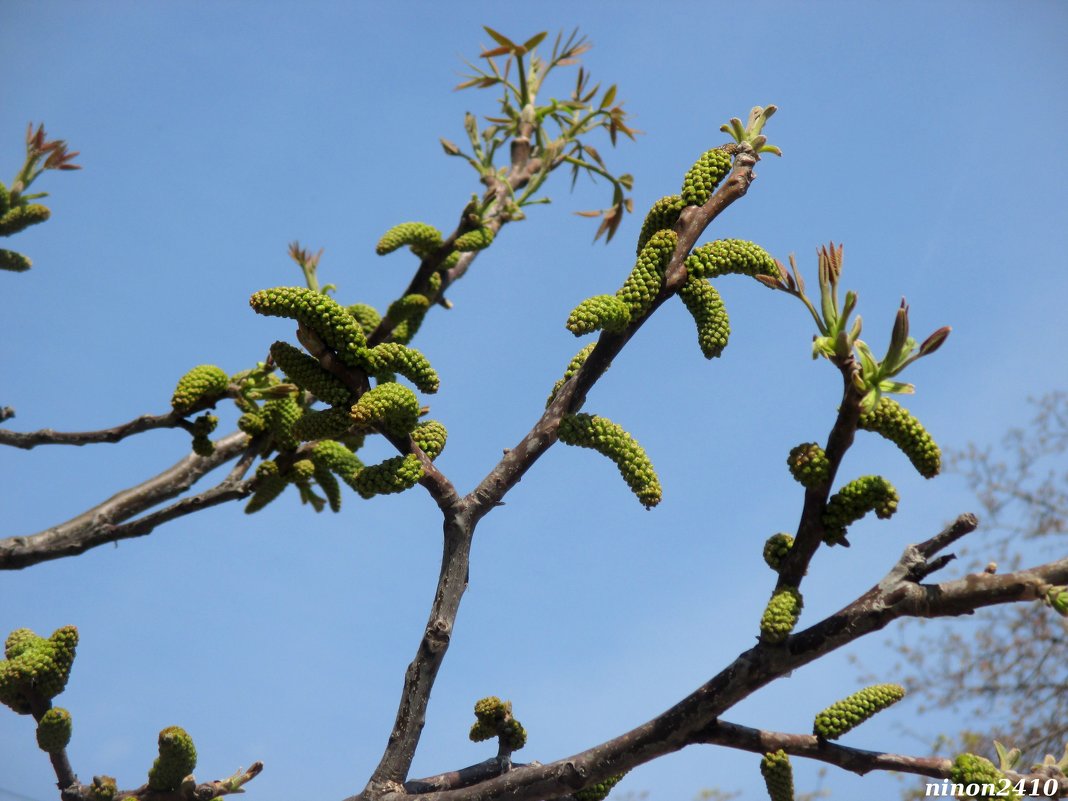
[58,761,264,801]
[365,513,476,793]
[464,147,762,522]
[0,407,216,450]
[697,719,1068,796]
[367,519,1068,801]
[0,431,250,569]
[698,718,950,779]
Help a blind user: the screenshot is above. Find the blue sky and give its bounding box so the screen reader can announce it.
[1,3,1066,800]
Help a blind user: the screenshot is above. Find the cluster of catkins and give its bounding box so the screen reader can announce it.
[163,210,498,513]
[1,626,198,796]
[0,179,51,272]
[552,145,782,509]
[468,696,526,752]
[167,279,448,512]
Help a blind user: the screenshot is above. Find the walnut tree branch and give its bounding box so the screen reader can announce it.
[463,147,762,522]
[364,510,475,794]
[698,718,950,779]
[697,718,1068,796]
[0,431,251,569]
[369,521,1068,801]
[0,399,229,450]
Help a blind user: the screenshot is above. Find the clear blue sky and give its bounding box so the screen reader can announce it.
[2,3,1066,800]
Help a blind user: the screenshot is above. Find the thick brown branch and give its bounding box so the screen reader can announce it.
[365,513,475,792]
[402,759,510,795]
[0,431,250,569]
[372,526,1068,801]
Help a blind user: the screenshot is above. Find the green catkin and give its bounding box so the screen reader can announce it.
[261,396,303,451]
[813,684,905,740]
[685,239,782,282]
[249,287,368,368]
[0,249,32,272]
[575,775,626,801]
[949,754,1021,800]
[763,533,794,572]
[352,454,424,499]
[237,412,266,436]
[36,707,72,753]
[192,435,214,457]
[171,365,229,413]
[270,341,353,407]
[347,303,382,338]
[147,726,197,792]
[636,194,685,255]
[786,443,830,488]
[412,241,461,272]
[310,439,364,488]
[470,697,526,751]
[292,406,354,442]
[676,275,730,358]
[0,204,51,236]
[191,414,217,437]
[557,413,662,509]
[314,465,342,512]
[0,626,78,714]
[822,476,899,544]
[616,229,677,320]
[474,696,510,723]
[365,343,440,394]
[680,148,733,207]
[383,294,430,344]
[412,420,447,460]
[469,720,495,742]
[1047,586,1068,616]
[376,222,443,255]
[350,383,421,436]
[290,459,315,480]
[760,587,802,644]
[190,414,218,456]
[566,295,631,336]
[89,777,117,801]
[454,226,494,252]
[760,750,795,801]
[857,397,941,479]
[245,461,288,514]
[546,344,597,407]
[498,718,526,750]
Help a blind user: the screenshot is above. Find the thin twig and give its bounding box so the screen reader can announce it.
[0,409,197,449]
[58,761,265,801]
